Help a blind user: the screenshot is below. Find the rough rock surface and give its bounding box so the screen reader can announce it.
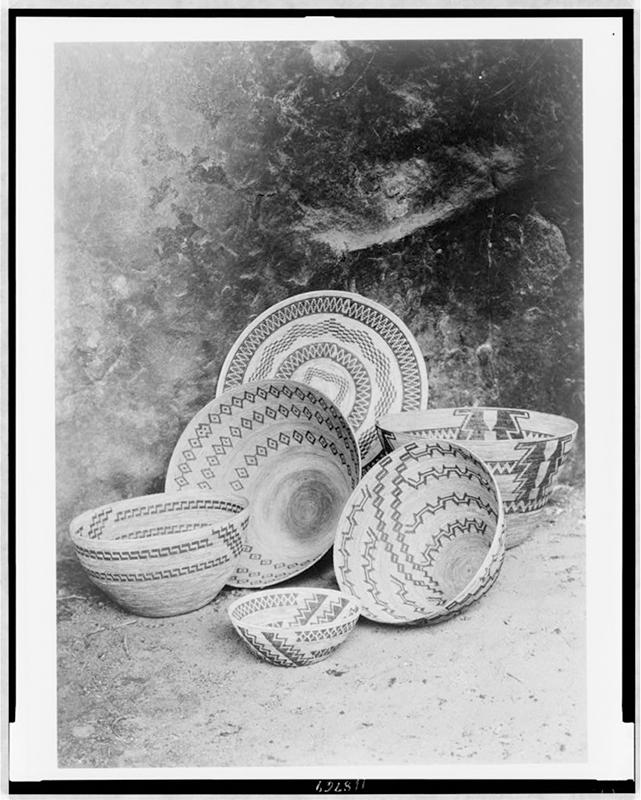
[56,40,583,532]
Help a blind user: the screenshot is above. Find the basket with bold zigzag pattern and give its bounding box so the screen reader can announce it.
[376,407,578,549]
[334,439,506,625]
[228,587,360,667]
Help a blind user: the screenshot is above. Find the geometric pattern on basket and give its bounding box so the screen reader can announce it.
[262,631,310,665]
[217,292,428,469]
[334,439,505,624]
[69,491,249,617]
[168,383,359,492]
[228,587,360,667]
[295,619,357,643]
[73,522,244,562]
[81,497,246,541]
[430,516,506,619]
[113,522,213,541]
[308,596,350,625]
[83,551,233,583]
[238,627,350,668]
[228,590,301,622]
[376,408,578,547]
[236,627,295,667]
[276,341,371,429]
[236,622,351,668]
[454,407,532,440]
[263,319,394,429]
[420,518,491,566]
[290,593,331,626]
[166,380,360,587]
[302,366,350,408]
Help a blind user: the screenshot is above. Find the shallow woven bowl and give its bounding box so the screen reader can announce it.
[165,379,360,589]
[69,491,249,617]
[228,587,360,667]
[334,439,506,625]
[377,407,578,548]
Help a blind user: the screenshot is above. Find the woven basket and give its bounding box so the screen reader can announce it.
[215,290,429,471]
[228,587,360,667]
[69,491,249,617]
[334,440,506,624]
[377,407,578,549]
[165,379,360,588]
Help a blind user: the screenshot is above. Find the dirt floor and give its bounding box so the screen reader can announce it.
[57,485,586,769]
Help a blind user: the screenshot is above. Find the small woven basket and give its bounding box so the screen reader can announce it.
[377,407,578,548]
[228,587,360,667]
[69,491,249,617]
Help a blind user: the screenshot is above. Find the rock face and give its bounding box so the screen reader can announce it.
[55,40,583,538]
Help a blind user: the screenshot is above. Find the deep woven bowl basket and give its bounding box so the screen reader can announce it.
[69,491,249,617]
[228,587,360,667]
[334,439,506,624]
[377,407,578,548]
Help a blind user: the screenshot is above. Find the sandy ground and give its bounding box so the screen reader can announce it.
[57,486,585,769]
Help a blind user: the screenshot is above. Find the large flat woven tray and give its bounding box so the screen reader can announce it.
[216,291,428,470]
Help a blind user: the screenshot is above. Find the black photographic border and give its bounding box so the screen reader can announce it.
[6,6,635,795]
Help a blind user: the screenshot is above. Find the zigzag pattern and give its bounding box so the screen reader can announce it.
[223,295,422,399]
[218,294,427,466]
[484,459,519,475]
[248,318,395,464]
[237,627,294,667]
[436,519,506,616]
[295,619,357,642]
[302,366,350,408]
[84,551,232,583]
[262,630,310,666]
[503,496,549,514]
[275,340,371,428]
[290,592,329,626]
[309,596,350,625]
[335,439,505,623]
[228,590,300,622]
[420,518,490,567]
[74,522,243,561]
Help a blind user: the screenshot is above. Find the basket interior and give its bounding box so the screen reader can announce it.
[75,497,247,542]
[336,439,505,621]
[231,590,358,629]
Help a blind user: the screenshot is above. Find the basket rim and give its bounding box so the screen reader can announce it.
[376,406,579,443]
[69,490,250,550]
[227,586,361,633]
[333,438,506,624]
